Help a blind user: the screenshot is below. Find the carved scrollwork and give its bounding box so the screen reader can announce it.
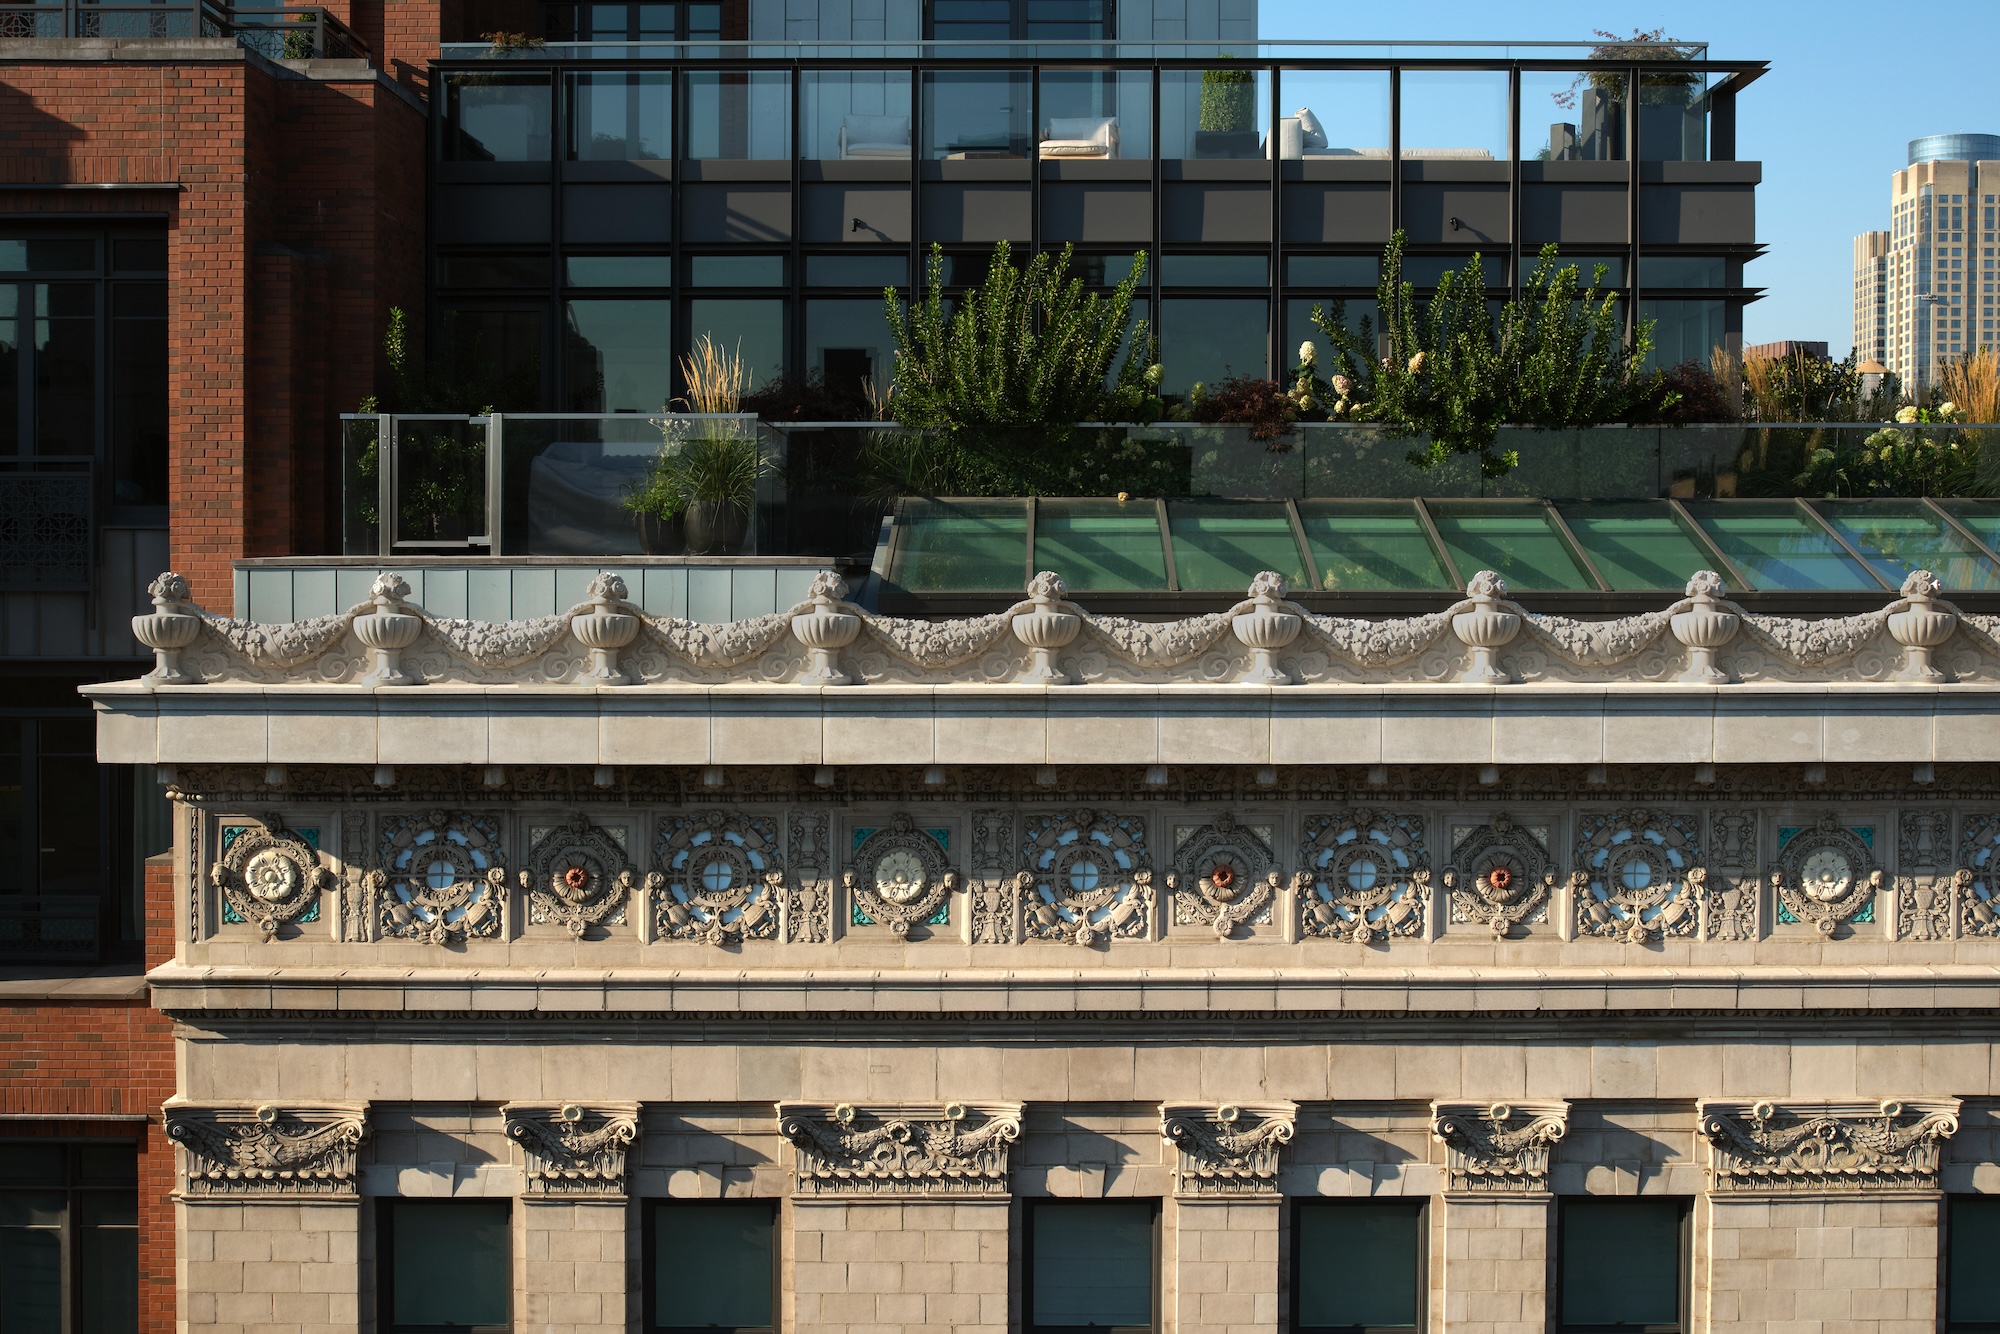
[1167,813,1278,938]
[211,817,330,940]
[1431,1100,1568,1194]
[846,815,957,938]
[1159,1101,1297,1197]
[373,811,507,945]
[1698,1098,1961,1193]
[1572,810,1703,943]
[1445,814,1556,937]
[521,813,632,938]
[776,1101,1023,1197]
[503,1102,640,1199]
[164,1102,368,1200]
[654,811,782,946]
[1959,813,2000,937]
[1772,815,1881,936]
[1700,809,1760,941]
[1297,810,1430,943]
[1019,809,1154,946]
[968,811,1016,945]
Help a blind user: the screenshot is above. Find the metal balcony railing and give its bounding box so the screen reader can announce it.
[0,0,370,60]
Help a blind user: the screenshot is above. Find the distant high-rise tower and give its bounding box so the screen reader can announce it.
[1857,133,2000,391]
[1853,231,1889,369]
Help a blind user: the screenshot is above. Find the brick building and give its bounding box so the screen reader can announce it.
[38,13,1999,1334]
[0,19,425,1329]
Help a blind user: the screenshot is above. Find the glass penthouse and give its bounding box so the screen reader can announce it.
[430,1,1766,406]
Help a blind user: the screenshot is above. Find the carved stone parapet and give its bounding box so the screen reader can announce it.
[164,1101,369,1201]
[1887,569,1955,682]
[571,572,640,685]
[1431,1100,1568,1194]
[1159,1100,1297,1197]
[135,572,201,686]
[1231,572,1301,684]
[776,1101,1023,1198]
[354,573,422,686]
[503,1101,640,1200]
[1451,571,1519,684]
[791,571,863,685]
[1671,571,1739,684]
[1013,571,1081,684]
[1698,1098,1961,1194]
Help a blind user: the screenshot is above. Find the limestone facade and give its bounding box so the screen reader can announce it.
[94,567,2000,1333]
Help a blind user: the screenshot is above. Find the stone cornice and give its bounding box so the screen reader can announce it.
[146,962,2000,1019]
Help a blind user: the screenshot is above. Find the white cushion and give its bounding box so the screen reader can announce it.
[1045,116,1116,145]
[842,114,910,146]
[1040,139,1113,157]
[1294,106,1327,150]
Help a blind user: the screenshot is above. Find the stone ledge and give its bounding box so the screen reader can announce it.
[148,961,2000,1018]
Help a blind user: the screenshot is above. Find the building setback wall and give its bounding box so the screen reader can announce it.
[0,47,424,605]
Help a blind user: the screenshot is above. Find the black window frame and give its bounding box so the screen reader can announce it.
[641,1197,781,1334]
[926,0,1115,42]
[0,1137,141,1334]
[0,697,161,965]
[1945,1193,2000,1333]
[377,1198,513,1334]
[1023,1197,1161,1334]
[1555,1195,1691,1334]
[1291,1197,1428,1334]
[0,223,170,522]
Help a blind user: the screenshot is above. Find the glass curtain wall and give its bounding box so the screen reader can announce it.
[1161,67,1271,160]
[804,70,913,161]
[1276,69,1388,160]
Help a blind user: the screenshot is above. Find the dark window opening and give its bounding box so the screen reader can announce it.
[0,1140,140,1334]
[1294,1200,1424,1334]
[0,703,168,965]
[1948,1195,2000,1332]
[542,1,739,42]
[0,227,170,514]
[645,1200,777,1334]
[1557,1197,1687,1334]
[380,1200,511,1334]
[1027,1200,1157,1334]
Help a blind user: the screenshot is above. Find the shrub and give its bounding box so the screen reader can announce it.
[883,240,1160,434]
[1189,375,1298,443]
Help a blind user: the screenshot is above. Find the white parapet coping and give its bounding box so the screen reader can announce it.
[91,564,2000,769]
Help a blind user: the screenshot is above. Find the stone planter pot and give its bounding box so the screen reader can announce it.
[1671,607,1739,684]
[793,607,862,685]
[133,611,202,686]
[1888,606,1956,682]
[1451,574,1519,684]
[572,610,639,684]
[1231,574,1301,684]
[355,611,423,685]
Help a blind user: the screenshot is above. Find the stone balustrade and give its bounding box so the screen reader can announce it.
[121,566,2000,691]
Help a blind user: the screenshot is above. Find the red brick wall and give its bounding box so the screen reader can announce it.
[0,994,177,1333]
[0,858,181,1333]
[0,54,425,604]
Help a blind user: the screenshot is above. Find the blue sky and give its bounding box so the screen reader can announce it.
[1257,0,2000,356]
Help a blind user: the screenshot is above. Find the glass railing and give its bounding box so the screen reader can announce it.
[337,416,2000,565]
[438,38,1713,62]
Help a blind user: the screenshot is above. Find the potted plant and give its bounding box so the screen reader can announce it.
[627,337,774,555]
[1196,66,1259,159]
